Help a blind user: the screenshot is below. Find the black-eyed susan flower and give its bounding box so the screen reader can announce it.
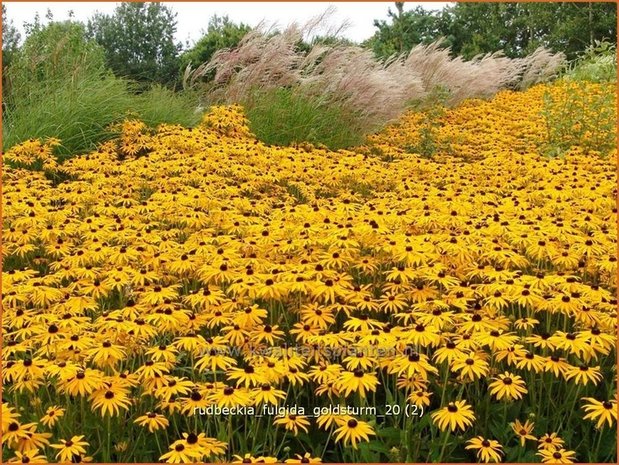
[208,386,252,408]
[8,450,49,463]
[335,369,379,398]
[388,349,438,379]
[159,440,202,463]
[488,372,528,401]
[273,414,310,435]
[510,419,536,446]
[465,436,503,463]
[538,433,565,452]
[431,400,476,432]
[563,364,603,386]
[12,423,52,453]
[57,368,105,397]
[537,448,577,464]
[39,405,65,428]
[89,384,132,417]
[134,412,170,432]
[581,397,617,429]
[285,452,322,463]
[50,435,89,462]
[232,453,278,463]
[252,383,287,406]
[451,351,489,381]
[333,417,375,449]
[408,389,432,408]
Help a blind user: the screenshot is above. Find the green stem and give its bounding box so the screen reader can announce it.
[439,364,450,407]
[592,427,605,462]
[154,433,163,460]
[127,427,145,461]
[438,430,451,462]
[106,414,112,462]
[322,427,334,460]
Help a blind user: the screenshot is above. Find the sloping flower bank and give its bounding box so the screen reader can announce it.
[2,81,616,463]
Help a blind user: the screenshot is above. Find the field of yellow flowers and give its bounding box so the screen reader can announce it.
[2,80,617,464]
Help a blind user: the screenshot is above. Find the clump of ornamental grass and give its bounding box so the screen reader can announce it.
[184,10,566,149]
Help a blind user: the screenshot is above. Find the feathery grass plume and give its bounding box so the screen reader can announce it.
[518,47,567,89]
[403,41,522,105]
[185,10,425,147]
[185,8,566,148]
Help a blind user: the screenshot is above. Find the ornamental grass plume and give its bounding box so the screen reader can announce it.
[184,8,566,145]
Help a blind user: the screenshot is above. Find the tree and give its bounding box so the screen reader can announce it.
[366,2,617,61]
[2,5,22,70]
[4,20,106,103]
[87,2,182,88]
[180,15,250,78]
[364,3,442,58]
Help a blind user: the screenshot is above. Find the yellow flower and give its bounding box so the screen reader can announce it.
[465,436,503,463]
[159,441,202,463]
[134,412,170,432]
[50,435,89,462]
[510,419,536,446]
[273,414,310,436]
[89,384,132,417]
[537,448,577,464]
[431,400,476,432]
[538,433,565,452]
[581,397,617,429]
[335,369,379,398]
[333,417,375,449]
[8,449,49,463]
[563,364,603,386]
[451,352,489,381]
[285,452,322,463]
[488,372,528,401]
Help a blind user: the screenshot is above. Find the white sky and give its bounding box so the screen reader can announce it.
[4,2,451,45]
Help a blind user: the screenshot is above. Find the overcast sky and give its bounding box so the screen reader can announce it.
[4,2,451,45]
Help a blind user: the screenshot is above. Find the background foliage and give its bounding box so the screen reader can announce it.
[365,2,617,60]
[2,1,617,155]
[86,2,182,88]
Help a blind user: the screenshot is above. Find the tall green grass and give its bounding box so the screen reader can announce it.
[2,20,201,159]
[3,77,201,159]
[244,87,367,150]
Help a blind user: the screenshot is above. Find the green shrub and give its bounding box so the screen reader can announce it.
[244,87,367,150]
[406,86,451,159]
[540,81,616,157]
[563,40,617,83]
